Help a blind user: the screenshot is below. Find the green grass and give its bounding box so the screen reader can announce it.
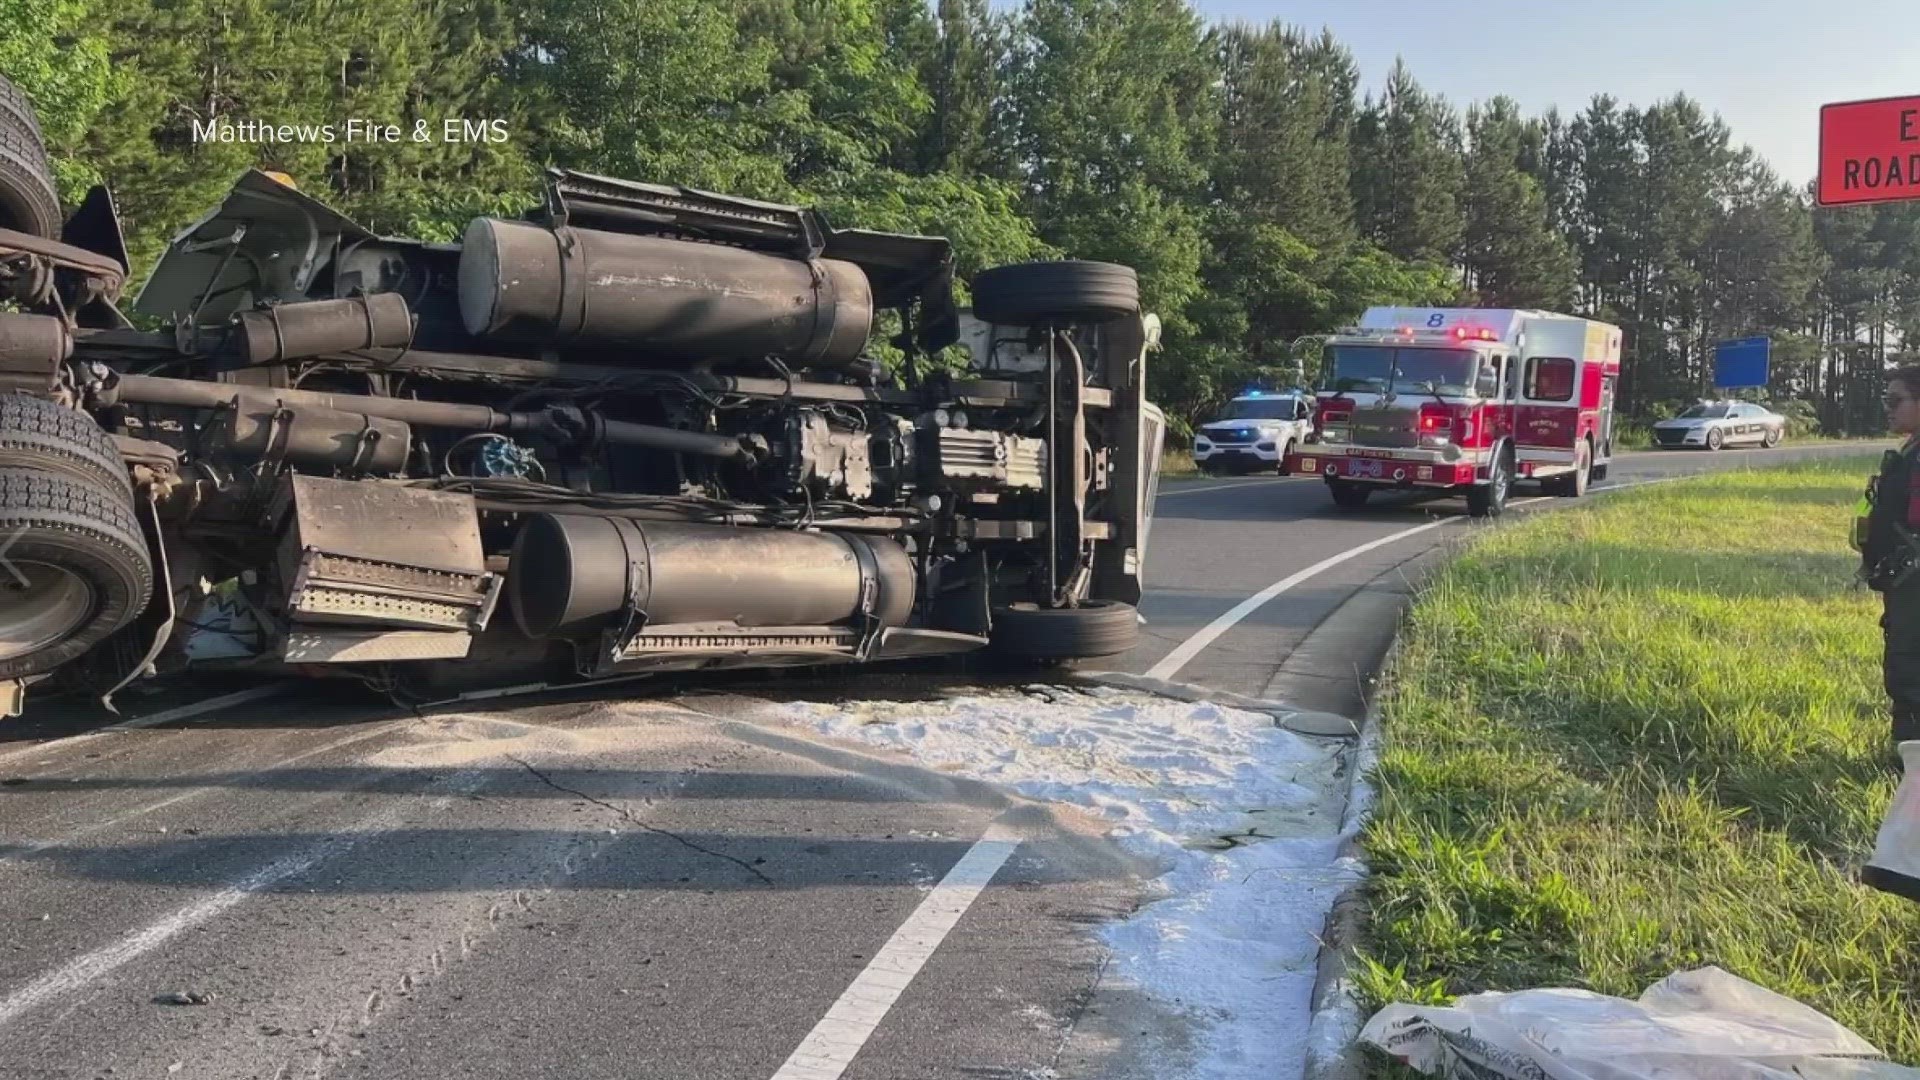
[1357,454,1920,1065]
[1159,447,1200,479]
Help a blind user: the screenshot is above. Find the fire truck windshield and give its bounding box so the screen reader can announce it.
[1323,346,1479,396]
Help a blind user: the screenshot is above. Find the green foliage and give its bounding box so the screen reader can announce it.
[4,0,1892,434]
[0,0,118,198]
[515,0,782,196]
[1460,97,1577,308]
[1352,60,1463,265]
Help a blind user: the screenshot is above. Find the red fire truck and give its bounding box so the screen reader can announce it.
[1285,307,1624,517]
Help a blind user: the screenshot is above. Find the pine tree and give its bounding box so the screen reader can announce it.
[1213,22,1354,254]
[1459,97,1577,309]
[1003,0,1217,317]
[916,0,1005,178]
[1350,59,1464,266]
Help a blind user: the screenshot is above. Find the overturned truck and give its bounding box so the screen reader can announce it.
[0,96,1164,716]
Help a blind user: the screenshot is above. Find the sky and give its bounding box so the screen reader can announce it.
[1180,0,1920,186]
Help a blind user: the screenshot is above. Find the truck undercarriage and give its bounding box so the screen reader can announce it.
[0,164,1163,715]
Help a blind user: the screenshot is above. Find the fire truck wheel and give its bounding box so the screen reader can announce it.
[0,394,133,495]
[1328,480,1371,509]
[990,599,1140,660]
[1467,450,1512,518]
[1545,439,1591,498]
[0,468,153,679]
[971,261,1140,326]
[0,76,60,239]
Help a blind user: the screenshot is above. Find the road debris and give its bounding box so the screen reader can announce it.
[1361,967,1920,1080]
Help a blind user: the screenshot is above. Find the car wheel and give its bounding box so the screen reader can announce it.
[0,468,153,679]
[1763,426,1781,448]
[971,261,1140,326]
[1706,427,1723,451]
[1329,480,1370,509]
[989,599,1140,660]
[1467,448,1512,518]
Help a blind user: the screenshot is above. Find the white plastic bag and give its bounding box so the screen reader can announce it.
[1359,966,1920,1080]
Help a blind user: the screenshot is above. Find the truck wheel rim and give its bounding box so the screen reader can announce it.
[0,562,96,661]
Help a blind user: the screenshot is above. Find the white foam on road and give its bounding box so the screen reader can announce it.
[766,688,1356,1080]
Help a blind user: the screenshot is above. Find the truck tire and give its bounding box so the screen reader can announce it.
[971,261,1140,326]
[1543,439,1591,498]
[0,77,60,239]
[0,394,131,494]
[0,469,153,679]
[0,76,44,142]
[990,599,1139,660]
[1467,448,1513,518]
[1329,480,1370,508]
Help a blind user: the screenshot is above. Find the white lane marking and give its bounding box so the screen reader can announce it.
[0,684,286,768]
[769,827,1020,1080]
[0,721,406,867]
[1144,496,1549,682]
[1158,477,1303,498]
[0,766,488,1030]
[1146,469,1757,680]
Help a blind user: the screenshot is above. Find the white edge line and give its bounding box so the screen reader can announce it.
[0,766,490,1029]
[1145,516,1460,681]
[1158,477,1303,498]
[0,684,286,769]
[1144,491,1576,682]
[768,827,1020,1080]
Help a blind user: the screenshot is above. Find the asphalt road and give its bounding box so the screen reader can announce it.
[0,441,1888,1080]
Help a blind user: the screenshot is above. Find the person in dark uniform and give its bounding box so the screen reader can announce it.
[1859,367,1920,753]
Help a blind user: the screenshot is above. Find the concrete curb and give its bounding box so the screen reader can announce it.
[1300,633,1397,1080]
[1295,544,1460,1080]
[1071,670,1361,738]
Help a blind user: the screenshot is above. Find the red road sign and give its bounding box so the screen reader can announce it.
[1819,95,1920,207]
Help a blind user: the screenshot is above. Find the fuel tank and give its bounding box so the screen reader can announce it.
[457,219,874,367]
[508,516,914,637]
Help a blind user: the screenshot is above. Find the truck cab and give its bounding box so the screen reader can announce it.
[1191,391,1313,475]
[1285,307,1623,517]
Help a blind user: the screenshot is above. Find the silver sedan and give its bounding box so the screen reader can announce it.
[1651,402,1784,451]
